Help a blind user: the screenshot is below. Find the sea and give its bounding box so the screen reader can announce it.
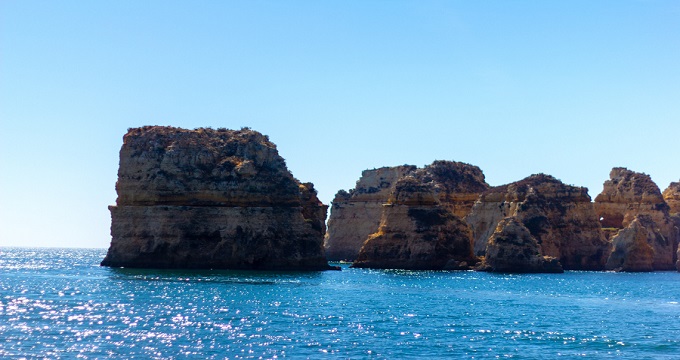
[1,248,679,359]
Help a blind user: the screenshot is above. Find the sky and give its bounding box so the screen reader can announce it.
[1,1,679,249]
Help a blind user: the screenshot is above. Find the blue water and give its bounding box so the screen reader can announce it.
[1,248,680,359]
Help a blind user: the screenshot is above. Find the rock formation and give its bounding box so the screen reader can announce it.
[663,181,680,229]
[466,174,609,270]
[594,168,669,229]
[351,177,477,270]
[605,215,667,272]
[101,126,335,270]
[480,218,563,273]
[324,161,488,261]
[324,166,416,261]
[663,182,680,271]
[594,168,677,271]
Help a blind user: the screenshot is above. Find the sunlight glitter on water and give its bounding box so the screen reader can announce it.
[2,248,680,358]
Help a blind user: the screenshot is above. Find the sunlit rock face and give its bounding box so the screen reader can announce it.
[662,181,680,216]
[324,160,488,261]
[605,215,670,272]
[663,181,680,271]
[324,165,416,261]
[595,168,669,229]
[595,168,678,271]
[101,126,333,270]
[480,217,563,273]
[351,177,477,270]
[466,174,609,270]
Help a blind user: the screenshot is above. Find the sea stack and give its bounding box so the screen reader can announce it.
[662,182,680,271]
[324,165,416,261]
[466,174,609,271]
[594,168,678,271]
[101,126,334,270]
[324,161,488,261]
[480,217,563,273]
[351,176,477,270]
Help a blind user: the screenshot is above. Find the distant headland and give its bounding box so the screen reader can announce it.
[102,126,680,273]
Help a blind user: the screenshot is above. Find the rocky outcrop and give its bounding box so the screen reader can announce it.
[480,218,563,273]
[595,168,677,271]
[324,161,488,261]
[663,182,680,216]
[351,177,477,270]
[605,215,668,272]
[594,168,669,229]
[664,182,680,271]
[466,174,609,270]
[324,166,416,261]
[101,126,334,270]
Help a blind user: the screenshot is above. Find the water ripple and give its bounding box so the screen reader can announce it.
[1,248,680,358]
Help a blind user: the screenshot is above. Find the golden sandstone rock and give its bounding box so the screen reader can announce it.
[102,126,680,273]
[324,166,415,261]
[466,174,609,271]
[324,161,488,262]
[351,176,477,270]
[481,217,563,273]
[595,168,677,271]
[101,126,334,270]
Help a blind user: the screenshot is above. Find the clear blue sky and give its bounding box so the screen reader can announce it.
[1,1,679,248]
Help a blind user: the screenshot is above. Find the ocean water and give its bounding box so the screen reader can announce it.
[1,248,679,359]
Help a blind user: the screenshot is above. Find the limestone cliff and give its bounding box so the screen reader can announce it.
[663,182,680,271]
[351,177,477,270]
[466,174,609,270]
[594,168,677,270]
[324,160,488,261]
[324,166,416,261]
[663,182,680,216]
[101,126,334,270]
[594,167,670,229]
[605,215,669,272]
[480,217,563,273]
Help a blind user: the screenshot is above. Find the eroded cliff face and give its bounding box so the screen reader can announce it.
[594,168,677,271]
[594,168,669,229]
[605,215,669,272]
[101,126,333,270]
[324,166,416,261]
[664,182,680,271]
[324,161,488,261]
[351,177,477,270]
[480,217,563,273]
[466,174,609,270]
[663,181,680,227]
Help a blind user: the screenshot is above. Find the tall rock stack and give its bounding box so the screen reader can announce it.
[662,182,680,271]
[482,218,563,273]
[101,126,334,270]
[324,161,488,261]
[466,174,609,271]
[324,166,416,261]
[351,176,477,270]
[594,168,677,271]
[413,160,490,218]
[663,181,680,225]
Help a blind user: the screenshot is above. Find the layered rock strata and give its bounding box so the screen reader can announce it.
[605,215,668,272]
[324,161,488,261]
[663,181,680,230]
[466,174,609,270]
[594,168,677,271]
[101,126,334,270]
[480,218,563,273]
[324,166,416,261]
[595,168,670,229]
[663,182,680,271]
[351,177,477,270]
